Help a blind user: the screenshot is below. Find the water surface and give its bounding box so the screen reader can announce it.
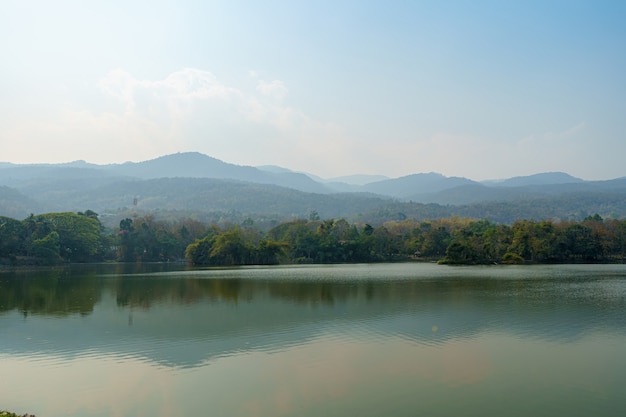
[1,263,625,416]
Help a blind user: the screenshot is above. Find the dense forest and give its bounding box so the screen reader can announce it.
[2,210,626,266]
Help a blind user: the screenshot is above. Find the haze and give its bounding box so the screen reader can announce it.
[1,0,625,181]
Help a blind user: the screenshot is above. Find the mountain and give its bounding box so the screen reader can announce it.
[105,152,249,179]
[326,174,389,186]
[495,172,584,187]
[29,177,391,229]
[362,173,478,199]
[412,177,626,205]
[0,152,332,195]
[0,186,41,219]
[256,165,295,174]
[0,164,121,188]
[1,152,626,225]
[256,166,388,188]
[101,152,332,194]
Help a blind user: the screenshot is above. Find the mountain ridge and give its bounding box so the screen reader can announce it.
[3,151,615,184]
[1,152,626,225]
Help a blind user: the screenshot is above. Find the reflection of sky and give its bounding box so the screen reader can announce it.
[3,332,626,417]
[2,264,626,369]
[2,289,625,369]
[2,264,626,416]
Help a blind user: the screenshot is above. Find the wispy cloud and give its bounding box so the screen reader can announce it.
[97,69,302,128]
[98,68,240,116]
[256,80,288,101]
[517,122,586,148]
[0,68,346,170]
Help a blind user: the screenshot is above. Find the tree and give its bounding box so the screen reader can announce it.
[257,240,288,264]
[509,221,533,260]
[309,210,320,221]
[0,216,26,259]
[209,227,253,265]
[561,223,601,261]
[420,226,450,258]
[443,241,475,264]
[118,218,136,262]
[37,213,102,262]
[31,231,62,264]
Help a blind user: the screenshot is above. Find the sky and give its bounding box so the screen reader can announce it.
[1,0,625,181]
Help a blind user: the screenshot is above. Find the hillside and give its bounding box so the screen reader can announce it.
[1,152,626,225]
[363,173,478,198]
[0,186,41,219]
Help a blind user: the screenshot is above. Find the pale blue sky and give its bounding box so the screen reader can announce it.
[1,0,625,180]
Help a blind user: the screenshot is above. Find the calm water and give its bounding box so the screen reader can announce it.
[1,263,626,417]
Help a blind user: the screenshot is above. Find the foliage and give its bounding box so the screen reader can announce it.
[0,216,26,260]
[35,212,103,261]
[0,211,106,264]
[502,252,525,264]
[187,218,441,265]
[31,231,62,263]
[117,215,208,262]
[3,210,626,266]
[439,215,626,264]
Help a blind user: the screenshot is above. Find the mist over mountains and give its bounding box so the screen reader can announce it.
[1,152,625,227]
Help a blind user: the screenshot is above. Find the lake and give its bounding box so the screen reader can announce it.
[1,263,626,417]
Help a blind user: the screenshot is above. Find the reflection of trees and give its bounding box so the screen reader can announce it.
[2,266,625,329]
[268,282,354,305]
[115,277,243,308]
[0,268,101,316]
[112,278,476,309]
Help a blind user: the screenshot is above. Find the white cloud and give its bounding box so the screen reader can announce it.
[0,68,347,171]
[256,80,288,101]
[96,69,301,130]
[97,68,241,118]
[2,65,610,181]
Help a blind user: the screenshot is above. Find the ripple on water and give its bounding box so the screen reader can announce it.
[2,263,626,417]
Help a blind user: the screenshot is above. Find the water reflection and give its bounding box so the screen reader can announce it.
[2,264,626,351]
[1,263,626,417]
[0,267,101,316]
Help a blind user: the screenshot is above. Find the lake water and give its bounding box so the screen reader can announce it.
[1,263,626,417]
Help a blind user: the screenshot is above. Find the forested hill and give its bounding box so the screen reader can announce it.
[1,176,626,229]
[1,152,626,225]
[0,185,42,219]
[47,177,391,221]
[0,152,331,194]
[365,192,626,225]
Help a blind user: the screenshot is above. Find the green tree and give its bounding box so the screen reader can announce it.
[561,223,601,261]
[36,212,102,262]
[509,220,533,260]
[443,241,476,264]
[209,227,253,265]
[31,231,62,264]
[256,239,288,264]
[118,218,135,262]
[420,226,450,258]
[0,216,26,259]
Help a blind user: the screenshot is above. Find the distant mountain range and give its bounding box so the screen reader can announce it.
[1,152,625,226]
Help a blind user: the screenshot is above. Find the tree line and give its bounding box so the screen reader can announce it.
[0,211,208,265]
[2,211,626,265]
